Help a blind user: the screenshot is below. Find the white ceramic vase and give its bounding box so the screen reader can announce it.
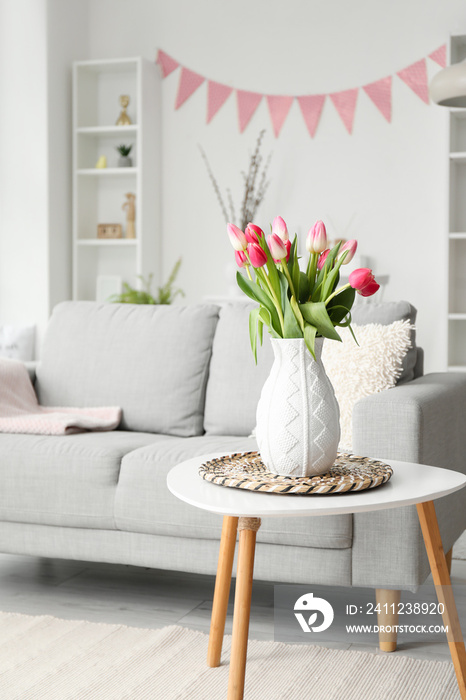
[256,337,340,477]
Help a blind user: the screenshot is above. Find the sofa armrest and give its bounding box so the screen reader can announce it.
[352,373,466,474]
[351,373,466,589]
[24,361,38,386]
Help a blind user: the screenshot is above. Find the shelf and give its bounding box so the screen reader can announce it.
[77,125,138,136]
[450,152,466,162]
[76,239,137,246]
[449,232,466,239]
[77,168,138,176]
[75,57,139,73]
[448,366,466,372]
[448,313,466,320]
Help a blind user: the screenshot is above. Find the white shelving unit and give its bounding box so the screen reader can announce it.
[72,57,160,301]
[447,36,466,371]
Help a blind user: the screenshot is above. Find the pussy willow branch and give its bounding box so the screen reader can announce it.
[199,130,271,230]
[198,145,229,223]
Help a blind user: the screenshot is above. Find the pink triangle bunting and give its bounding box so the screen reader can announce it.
[207,81,233,123]
[397,59,429,104]
[237,90,263,133]
[330,89,358,134]
[297,95,326,137]
[175,67,205,109]
[429,45,447,68]
[266,95,294,137]
[156,50,179,78]
[363,76,392,123]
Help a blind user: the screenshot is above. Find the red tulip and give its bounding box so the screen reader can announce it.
[306,220,327,254]
[267,233,288,262]
[317,249,330,271]
[338,239,357,265]
[272,216,289,242]
[227,223,247,251]
[245,223,264,244]
[235,250,248,268]
[247,242,267,268]
[349,268,380,297]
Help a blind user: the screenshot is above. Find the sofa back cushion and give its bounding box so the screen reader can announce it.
[36,302,219,436]
[204,300,417,437]
[204,302,274,436]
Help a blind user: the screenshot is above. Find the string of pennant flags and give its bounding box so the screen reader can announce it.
[156,45,446,137]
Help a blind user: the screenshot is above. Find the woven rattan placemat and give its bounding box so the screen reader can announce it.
[198,451,393,495]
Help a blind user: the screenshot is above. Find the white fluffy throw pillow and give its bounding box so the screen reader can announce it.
[322,320,414,451]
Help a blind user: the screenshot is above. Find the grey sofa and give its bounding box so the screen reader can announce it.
[1,300,465,648]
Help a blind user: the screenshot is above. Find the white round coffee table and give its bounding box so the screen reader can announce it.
[167,453,466,700]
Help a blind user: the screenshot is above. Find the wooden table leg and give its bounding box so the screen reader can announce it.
[417,501,466,699]
[208,516,239,667]
[227,517,261,700]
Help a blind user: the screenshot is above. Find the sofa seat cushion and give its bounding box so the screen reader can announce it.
[114,435,352,549]
[0,431,171,529]
[36,302,219,436]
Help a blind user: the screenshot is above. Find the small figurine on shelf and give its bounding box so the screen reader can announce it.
[95,155,107,169]
[116,95,132,125]
[122,193,136,238]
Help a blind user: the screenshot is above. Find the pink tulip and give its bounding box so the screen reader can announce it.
[227,223,247,251]
[284,239,291,263]
[306,220,327,254]
[358,280,380,297]
[245,223,264,244]
[338,239,358,265]
[267,233,288,262]
[349,268,380,297]
[235,250,248,268]
[272,216,289,242]
[317,248,330,270]
[247,242,267,268]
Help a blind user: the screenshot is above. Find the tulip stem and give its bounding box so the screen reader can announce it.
[307,253,318,297]
[257,269,285,336]
[325,283,351,306]
[282,263,297,302]
[246,265,253,282]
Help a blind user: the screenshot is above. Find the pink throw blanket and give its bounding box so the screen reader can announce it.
[0,358,122,435]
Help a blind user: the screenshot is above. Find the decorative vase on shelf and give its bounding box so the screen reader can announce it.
[255,337,340,477]
[118,156,133,167]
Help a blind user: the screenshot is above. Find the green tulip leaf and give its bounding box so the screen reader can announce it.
[327,286,356,325]
[298,271,311,303]
[236,272,280,333]
[249,307,260,364]
[300,301,342,341]
[279,273,303,338]
[304,323,317,360]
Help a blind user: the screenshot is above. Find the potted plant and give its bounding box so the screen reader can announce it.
[116,144,133,167]
[108,259,184,305]
[227,217,379,478]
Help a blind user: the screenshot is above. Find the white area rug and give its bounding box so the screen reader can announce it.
[0,613,459,699]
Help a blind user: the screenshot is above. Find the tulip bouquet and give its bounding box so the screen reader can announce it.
[227,217,379,361]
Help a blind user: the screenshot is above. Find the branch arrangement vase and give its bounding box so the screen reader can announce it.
[226,215,380,478]
[256,338,340,477]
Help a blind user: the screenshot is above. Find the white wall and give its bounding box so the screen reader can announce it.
[84,0,466,372]
[0,0,88,353]
[0,0,49,348]
[1,0,465,370]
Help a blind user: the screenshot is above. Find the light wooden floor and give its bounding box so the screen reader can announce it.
[0,552,465,662]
